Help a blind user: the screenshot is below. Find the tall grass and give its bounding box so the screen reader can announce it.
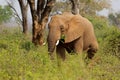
[0,25,120,80]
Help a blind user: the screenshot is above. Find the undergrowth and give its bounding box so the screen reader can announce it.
[0,26,120,80]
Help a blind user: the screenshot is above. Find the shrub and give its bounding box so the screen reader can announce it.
[20,41,35,51]
[102,27,120,59]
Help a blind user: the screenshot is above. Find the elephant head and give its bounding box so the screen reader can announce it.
[47,15,63,56]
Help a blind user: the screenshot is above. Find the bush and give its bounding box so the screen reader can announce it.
[85,15,109,30]
[103,27,120,59]
[20,40,35,51]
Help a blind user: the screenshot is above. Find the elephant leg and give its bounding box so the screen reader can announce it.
[74,37,83,54]
[56,44,66,61]
[66,47,72,53]
[87,49,95,59]
[65,43,74,54]
[87,43,98,59]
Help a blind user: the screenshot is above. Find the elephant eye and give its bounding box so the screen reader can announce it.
[60,25,64,29]
[60,25,65,33]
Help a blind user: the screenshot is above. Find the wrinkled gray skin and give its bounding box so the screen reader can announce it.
[47,12,98,60]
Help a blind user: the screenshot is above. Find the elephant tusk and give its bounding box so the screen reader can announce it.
[42,42,46,46]
[56,40,59,45]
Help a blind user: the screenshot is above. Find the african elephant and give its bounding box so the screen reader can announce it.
[47,12,98,60]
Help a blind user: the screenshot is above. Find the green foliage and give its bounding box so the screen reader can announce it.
[0,24,120,80]
[86,15,108,30]
[20,39,35,51]
[108,12,120,27]
[0,5,13,24]
[79,0,111,15]
[102,27,120,59]
[55,0,111,16]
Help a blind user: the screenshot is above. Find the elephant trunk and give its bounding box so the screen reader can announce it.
[47,39,55,59]
[48,38,56,53]
[47,26,61,59]
[47,34,60,59]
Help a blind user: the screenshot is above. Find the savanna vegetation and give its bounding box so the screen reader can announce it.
[0,15,120,80]
[0,0,120,80]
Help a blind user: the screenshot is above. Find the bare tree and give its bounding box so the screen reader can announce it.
[7,0,28,34]
[7,1,21,24]
[27,0,55,45]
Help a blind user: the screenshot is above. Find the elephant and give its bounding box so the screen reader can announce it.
[47,12,98,60]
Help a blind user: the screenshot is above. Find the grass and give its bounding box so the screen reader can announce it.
[0,27,120,80]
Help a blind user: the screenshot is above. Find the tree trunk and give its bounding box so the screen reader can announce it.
[28,0,42,45]
[32,18,44,45]
[70,0,80,15]
[18,0,28,34]
[28,0,55,45]
[22,7,28,34]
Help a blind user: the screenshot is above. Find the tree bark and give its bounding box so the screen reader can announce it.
[28,0,55,45]
[22,10,28,34]
[18,0,28,34]
[70,0,80,15]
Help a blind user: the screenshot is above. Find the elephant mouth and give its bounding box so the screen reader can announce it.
[48,38,65,53]
[56,38,65,46]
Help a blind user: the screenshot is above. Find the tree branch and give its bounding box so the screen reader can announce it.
[25,1,29,10]
[6,1,22,24]
[40,0,55,23]
[37,0,45,15]
[70,0,80,14]
[28,0,36,22]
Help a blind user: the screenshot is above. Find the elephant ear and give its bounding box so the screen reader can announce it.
[64,16,83,43]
